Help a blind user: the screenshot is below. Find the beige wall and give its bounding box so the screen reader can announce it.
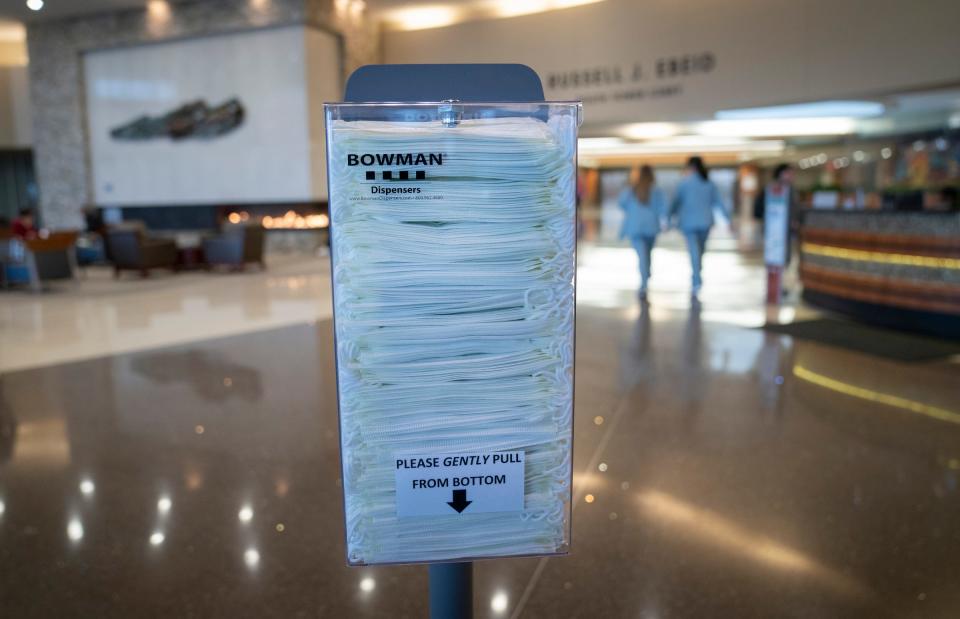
[0,38,30,147]
[0,40,28,66]
[0,65,31,147]
[384,0,960,126]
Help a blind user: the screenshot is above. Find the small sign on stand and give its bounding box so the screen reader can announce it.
[764,184,790,305]
[324,65,580,618]
[394,451,525,517]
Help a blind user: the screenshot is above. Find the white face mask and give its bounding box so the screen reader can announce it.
[329,114,576,565]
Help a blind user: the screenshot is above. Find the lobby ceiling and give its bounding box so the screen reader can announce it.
[0,0,182,21]
[0,0,440,22]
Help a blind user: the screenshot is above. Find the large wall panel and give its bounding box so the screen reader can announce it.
[84,25,339,206]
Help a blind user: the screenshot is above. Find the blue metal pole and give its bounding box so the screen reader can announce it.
[429,562,473,619]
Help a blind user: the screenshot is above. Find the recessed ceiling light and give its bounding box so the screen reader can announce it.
[147,0,171,18]
[26,0,44,11]
[620,122,678,140]
[716,100,884,120]
[387,6,459,30]
[696,117,856,137]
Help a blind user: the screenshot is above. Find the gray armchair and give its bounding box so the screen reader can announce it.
[105,225,178,277]
[203,224,265,270]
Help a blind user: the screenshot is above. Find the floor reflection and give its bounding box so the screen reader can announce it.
[0,379,15,465]
[0,255,333,373]
[678,299,706,427]
[131,350,263,403]
[0,245,958,617]
[635,488,871,599]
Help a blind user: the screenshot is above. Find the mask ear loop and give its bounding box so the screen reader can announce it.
[538,441,572,478]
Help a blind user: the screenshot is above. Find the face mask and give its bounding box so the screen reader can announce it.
[329,114,575,565]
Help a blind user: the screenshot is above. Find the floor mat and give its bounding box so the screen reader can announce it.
[762,318,960,362]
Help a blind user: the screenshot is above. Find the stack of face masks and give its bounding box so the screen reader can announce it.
[328,112,576,565]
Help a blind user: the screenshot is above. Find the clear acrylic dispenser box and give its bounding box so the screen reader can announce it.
[324,101,581,565]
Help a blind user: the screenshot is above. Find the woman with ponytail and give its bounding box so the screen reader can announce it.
[669,156,730,298]
[618,165,665,300]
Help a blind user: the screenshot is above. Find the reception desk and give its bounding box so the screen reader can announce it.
[799,211,960,338]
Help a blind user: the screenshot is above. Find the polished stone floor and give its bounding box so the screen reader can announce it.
[1,241,958,617]
[0,254,334,373]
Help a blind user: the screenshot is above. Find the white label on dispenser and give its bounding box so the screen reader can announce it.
[395,451,525,517]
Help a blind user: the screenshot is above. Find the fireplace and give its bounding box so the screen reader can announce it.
[226,207,329,231]
[111,203,330,253]
[114,203,328,231]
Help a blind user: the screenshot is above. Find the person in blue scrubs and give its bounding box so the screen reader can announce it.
[669,156,730,298]
[618,165,665,299]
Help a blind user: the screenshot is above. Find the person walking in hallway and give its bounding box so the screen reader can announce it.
[618,165,665,300]
[669,156,730,298]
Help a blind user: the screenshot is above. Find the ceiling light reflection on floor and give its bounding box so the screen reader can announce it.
[238,505,254,523]
[244,548,260,568]
[79,479,95,496]
[149,531,165,546]
[10,419,70,467]
[359,577,376,593]
[158,496,172,514]
[67,518,84,542]
[636,490,868,598]
[185,470,203,491]
[576,242,767,314]
[490,591,508,613]
[573,472,606,496]
[698,309,766,329]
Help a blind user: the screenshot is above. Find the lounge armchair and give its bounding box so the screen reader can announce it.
[105,225,178,277]
[203,224,265,270]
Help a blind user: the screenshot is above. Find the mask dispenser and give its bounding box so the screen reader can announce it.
[325,64,581,619]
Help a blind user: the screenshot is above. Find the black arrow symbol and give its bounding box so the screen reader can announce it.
[447,489,472,514]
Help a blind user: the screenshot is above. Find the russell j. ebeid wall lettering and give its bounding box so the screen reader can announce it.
[110,98,245,141]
